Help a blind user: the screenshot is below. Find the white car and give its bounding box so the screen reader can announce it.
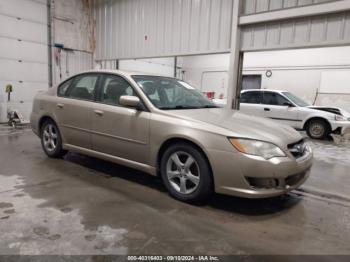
[239,89,350,139]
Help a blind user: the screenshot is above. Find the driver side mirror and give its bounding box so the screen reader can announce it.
[119,95,142,109]
[283,101,294,107]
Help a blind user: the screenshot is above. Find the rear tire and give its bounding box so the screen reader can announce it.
[306,119,330,140]
[40,119,67,158]
[160,142,213,203]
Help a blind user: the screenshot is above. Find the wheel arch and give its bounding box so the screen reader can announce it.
[156,137,215,188]
[303,116,332,131]
[38,115,57,133]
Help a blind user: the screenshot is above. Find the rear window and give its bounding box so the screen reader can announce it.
[57,78,73,96]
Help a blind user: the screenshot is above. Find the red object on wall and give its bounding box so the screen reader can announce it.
[203,92,215,99]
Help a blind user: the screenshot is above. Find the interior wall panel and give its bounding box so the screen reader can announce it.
[0,0,47,23]
[242,0,339,15]
[0,0,48,122]
[241,11,350,51]
[94,0,233,60]
[54,50,93,83]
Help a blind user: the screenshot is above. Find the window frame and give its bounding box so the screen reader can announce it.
[94,73,149,111]
[240,91,263,104]
[57,73,100,102]
[262,91,290,106]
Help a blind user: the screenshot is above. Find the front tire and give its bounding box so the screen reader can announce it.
[40,120,67,158]
[160,143,213,203]
[306,119,330,139]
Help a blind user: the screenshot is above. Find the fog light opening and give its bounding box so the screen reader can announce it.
[246,177,278,189]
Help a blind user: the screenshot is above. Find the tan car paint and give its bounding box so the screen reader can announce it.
[31,70,313,198]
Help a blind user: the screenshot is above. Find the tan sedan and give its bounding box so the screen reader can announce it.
[30,70,313,202]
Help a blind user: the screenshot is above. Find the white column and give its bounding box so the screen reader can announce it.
[226,0,242,110]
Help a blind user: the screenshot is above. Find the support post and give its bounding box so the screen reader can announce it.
[47,0,53,87]
[174,56,177,78]
[226,0,242,110]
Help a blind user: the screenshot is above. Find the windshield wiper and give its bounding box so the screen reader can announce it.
[201,105,219,108]
[158,105,201,110]
[159,105,219,110]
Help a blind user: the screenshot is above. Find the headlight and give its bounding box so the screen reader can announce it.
[335,114,346,121]
[229,138,286,160]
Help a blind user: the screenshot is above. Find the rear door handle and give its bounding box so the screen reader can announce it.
[94,109,104,116]
[264,108,270,111]
[57,103,64,109]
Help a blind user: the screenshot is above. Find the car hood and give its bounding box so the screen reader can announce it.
[307,106,350,119]
[166,108,302,148]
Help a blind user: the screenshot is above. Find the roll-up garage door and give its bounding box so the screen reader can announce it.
[0,0,48,122]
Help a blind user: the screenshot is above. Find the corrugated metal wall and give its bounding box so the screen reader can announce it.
[242,0,337,15]
[94,0,233,60]
[54,49,93,83]
[241,10,350,51]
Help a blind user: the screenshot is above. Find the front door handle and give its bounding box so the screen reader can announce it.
[57,103,64,109]
[94,109,104,116]
[264,108,270,111]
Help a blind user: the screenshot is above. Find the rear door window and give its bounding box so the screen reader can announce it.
[98,74,136,106]
[66,75,99,101]
[262,92,289,106]
[57,78,73,97]
[240,91,262,104]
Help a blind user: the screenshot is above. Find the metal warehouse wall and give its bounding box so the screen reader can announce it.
[242,0,336,15]
[53,49,93,83]
[240,0,350,51]
[94,0,233,60]
[240,10,350,51]
[53,0,94,85]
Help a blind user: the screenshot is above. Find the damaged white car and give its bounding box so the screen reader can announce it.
[240,89,350,139]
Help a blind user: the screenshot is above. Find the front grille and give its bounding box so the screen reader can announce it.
[288,139,306,159]
[247,173,306,190]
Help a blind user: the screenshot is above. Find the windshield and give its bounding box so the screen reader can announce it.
[132,75,218,110]
[282,92,310,107]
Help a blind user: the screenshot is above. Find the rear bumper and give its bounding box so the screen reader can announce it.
[208,147,313,198]
[30,113,39,136]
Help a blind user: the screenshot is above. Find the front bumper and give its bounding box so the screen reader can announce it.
[208,147,313,198]
[330,120,350,135]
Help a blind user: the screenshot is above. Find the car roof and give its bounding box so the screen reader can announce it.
[81,69,170,78]
[241,89,287,93]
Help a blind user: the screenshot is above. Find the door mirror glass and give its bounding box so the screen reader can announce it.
[119,95,140,108]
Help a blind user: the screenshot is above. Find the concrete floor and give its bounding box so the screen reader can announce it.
[0,125,350,255]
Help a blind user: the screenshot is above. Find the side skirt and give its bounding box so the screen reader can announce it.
[63,144,157,176]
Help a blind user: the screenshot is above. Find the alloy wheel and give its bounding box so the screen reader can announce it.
[166,151,200,194]
[309,122,325,138]
[43,124,58,152]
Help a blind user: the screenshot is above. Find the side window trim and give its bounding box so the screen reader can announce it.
[95,73,149,111]
[262,91,273,105]
[65,73,100,101]
[263,91,288,106]
[57,77,75,97]
[241,91,262,104]
[57,73,100,102]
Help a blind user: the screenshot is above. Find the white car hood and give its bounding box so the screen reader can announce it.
[307,106,350,120]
